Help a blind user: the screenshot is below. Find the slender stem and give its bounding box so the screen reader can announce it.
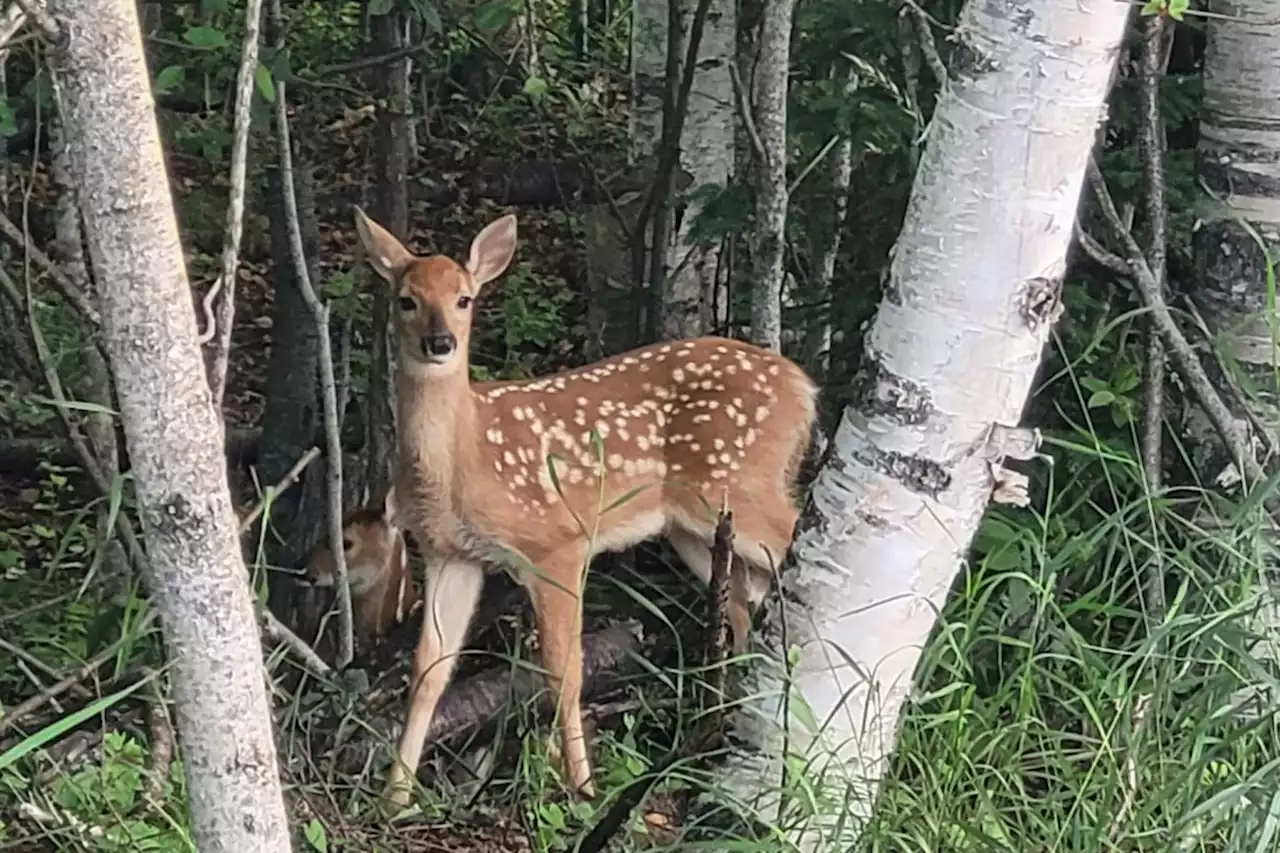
[270,53,354,667]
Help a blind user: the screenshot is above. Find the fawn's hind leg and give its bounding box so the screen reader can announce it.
[522,540,594,797]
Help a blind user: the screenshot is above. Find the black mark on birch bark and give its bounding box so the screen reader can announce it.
[949,37,998,78]
[1197,145,1280,198]
[1194,219,1277,314]
[849,358,934,425]
[850,443,950,497]
[1018,276,1063,332]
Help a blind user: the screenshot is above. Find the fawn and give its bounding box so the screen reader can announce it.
[354,208,818,807]
[297,488,420,663]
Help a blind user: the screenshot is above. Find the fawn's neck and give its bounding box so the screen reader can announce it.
[395,366,479,486]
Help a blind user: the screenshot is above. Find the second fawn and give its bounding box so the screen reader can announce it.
[354,208,818,807]
[298,488,419,663]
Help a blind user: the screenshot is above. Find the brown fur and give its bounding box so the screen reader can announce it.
[354,208,818,808]
[299,491,419,664]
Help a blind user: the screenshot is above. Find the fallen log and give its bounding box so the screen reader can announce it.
[320,618,649,778]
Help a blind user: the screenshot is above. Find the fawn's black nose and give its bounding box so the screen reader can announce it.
[422,332,456,359]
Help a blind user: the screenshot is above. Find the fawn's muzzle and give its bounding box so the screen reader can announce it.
[422,332,456,359]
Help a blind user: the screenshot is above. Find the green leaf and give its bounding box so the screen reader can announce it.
[1168,0,1190,18]
[303,819,328,852]
[154,65,186,94]
[368,0,395,16]
[1139,0,1162,14]
[27,395,119,416]
[407,0,442,31]
[1087,389,1115,408]
[522,75,549,98]
[475,0,512,32]
[1078,376,1109,395]
[0,98,17,138]
[183,25,227,49]
[254,63,276,103]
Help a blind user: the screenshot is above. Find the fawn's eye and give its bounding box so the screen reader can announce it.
[456,295,473,310]
[397,296,415,312]
[342,537,354,551]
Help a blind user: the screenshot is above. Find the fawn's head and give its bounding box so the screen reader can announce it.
[354,208,518,378]
[305,487,403,595]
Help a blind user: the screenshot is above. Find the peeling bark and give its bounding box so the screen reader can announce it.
[45,0,291,848]
[709,0,1130,847]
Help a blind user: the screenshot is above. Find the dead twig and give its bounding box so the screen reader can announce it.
[1087,159,1271,484]
[0,4,27,51]
[259,606,332,678]
[729,63,766,163]
[201,0,266,411]
[900,0,947,86]
[0,609,160,738]
[0,265,147,571]
[236,445,321,534]
[144,676,173,800]
[1136,15,1173,492]
[0,209,101,326]
[271,27,355,668]
[0,637,94,701]
[10,0,54,37]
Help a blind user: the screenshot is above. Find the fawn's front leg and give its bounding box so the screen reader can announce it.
[527,543,594,797]
[383,555,484,810]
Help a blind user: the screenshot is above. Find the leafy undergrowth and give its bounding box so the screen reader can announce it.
[5,417,1280,851]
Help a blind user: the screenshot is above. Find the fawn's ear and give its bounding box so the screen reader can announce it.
[465,214,517,292]
[354,207,415,284]
[382,485,400,529]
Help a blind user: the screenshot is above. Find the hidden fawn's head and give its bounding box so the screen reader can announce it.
[353,208,518,378]
[304,487,402,597]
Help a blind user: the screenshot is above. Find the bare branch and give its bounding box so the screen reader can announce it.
[728,63,766,162]
[0,209,101,326]
[259,606,332,678]
[272,72,355,668]
[237,445,321,534]
[900,0,947,86]
[1086,159,1268,482]
[0,4,27,52]
[203,0,266,411]
[1135,15,1174,628]
[1074,222,1132,275]
[11,0,55,37]
[0,265,147,571]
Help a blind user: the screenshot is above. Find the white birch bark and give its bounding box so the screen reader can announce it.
[630,0,666,164]
[44,0,292,849]
[712,0,1130,846]
[664,0,734,340]
[748,0,793,351]
[1188,0,1280,710]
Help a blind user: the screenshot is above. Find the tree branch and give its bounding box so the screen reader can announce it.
[202,0,265,412]
[271,50,355,666]
[0,209,101,326]
[1086,159,1268,483]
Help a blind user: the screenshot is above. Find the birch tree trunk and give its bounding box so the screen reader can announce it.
[711,0,1130,846]
[663,0,734,340]
[45,0,292,849]
[1187,0,1280,707]
[1187,1,1280,481]
[748,0,793,351]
